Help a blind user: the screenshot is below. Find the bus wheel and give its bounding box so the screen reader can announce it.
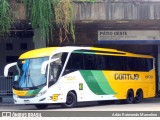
[125,90,134,104]
[63,92,77,108]
[35,104,48,109]
[134,90,143,103]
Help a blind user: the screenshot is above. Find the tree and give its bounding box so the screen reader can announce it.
[0,0,96,44]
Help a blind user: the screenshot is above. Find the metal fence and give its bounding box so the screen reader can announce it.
[0,76,13,96]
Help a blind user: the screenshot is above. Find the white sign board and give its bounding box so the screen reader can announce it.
[98,30,160,41]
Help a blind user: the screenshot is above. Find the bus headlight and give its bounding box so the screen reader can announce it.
[36,90,47,97]
[13,94,18,98]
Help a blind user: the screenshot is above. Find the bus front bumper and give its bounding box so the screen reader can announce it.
[13,94,65,104]
[13,95,49,104]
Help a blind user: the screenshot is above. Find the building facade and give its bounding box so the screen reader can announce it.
[1,0,160,96]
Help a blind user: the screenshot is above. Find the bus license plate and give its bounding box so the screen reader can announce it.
[24,100,30,103]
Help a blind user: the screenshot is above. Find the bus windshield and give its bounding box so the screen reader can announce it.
[13,57,48,90]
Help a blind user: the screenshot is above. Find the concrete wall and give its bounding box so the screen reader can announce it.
[74,0,160,21]
[12,0,160,21]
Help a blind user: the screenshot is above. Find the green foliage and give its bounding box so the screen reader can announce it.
[0,0,13,34]
[53,0,75,43]
[21,0,76,43]
[22,0,53,42]
[0,0,96,43]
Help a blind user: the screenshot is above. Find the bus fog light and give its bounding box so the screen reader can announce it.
[13,94,18,98]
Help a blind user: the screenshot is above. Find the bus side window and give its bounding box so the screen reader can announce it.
[95,55,105,70]
[65,53,84,70]
[126,57,152,72]
[110,56,123,71]
[84,54,96,70]
[104,56,113,70]
[135,58,146,71]
[72,53,84,70]
[126,57,134,71]
[147,58,153,71]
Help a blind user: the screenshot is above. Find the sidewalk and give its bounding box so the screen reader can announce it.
[0,96,14,105]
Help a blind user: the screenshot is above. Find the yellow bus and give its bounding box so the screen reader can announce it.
[4,46,155,109]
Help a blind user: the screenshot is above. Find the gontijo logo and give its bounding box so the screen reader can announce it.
[114,73,139,80]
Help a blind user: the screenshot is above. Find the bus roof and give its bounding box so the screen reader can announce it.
[19,46,153,59]
[19,47,58,59]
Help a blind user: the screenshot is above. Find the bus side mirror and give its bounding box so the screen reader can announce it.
[4,62,17,77]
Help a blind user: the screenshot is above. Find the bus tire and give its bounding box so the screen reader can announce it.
[125,90,134,104]
[35,104,48,109]
[63,91,77,108]
[134,89,143,103]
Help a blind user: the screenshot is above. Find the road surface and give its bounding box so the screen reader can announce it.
[0,97,160,111]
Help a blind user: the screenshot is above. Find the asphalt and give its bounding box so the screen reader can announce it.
[0,96,160,106]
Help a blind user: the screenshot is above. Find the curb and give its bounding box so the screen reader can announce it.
[0,102,14,106]
[0,96,14,104]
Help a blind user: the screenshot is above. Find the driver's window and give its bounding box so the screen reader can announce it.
[49,61,62,87]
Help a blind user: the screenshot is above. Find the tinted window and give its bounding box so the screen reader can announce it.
[65,53,153,72]
[125,57,153,71]
[84,54,96,70]
[105,56,124,71]
[66,53,84,70]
